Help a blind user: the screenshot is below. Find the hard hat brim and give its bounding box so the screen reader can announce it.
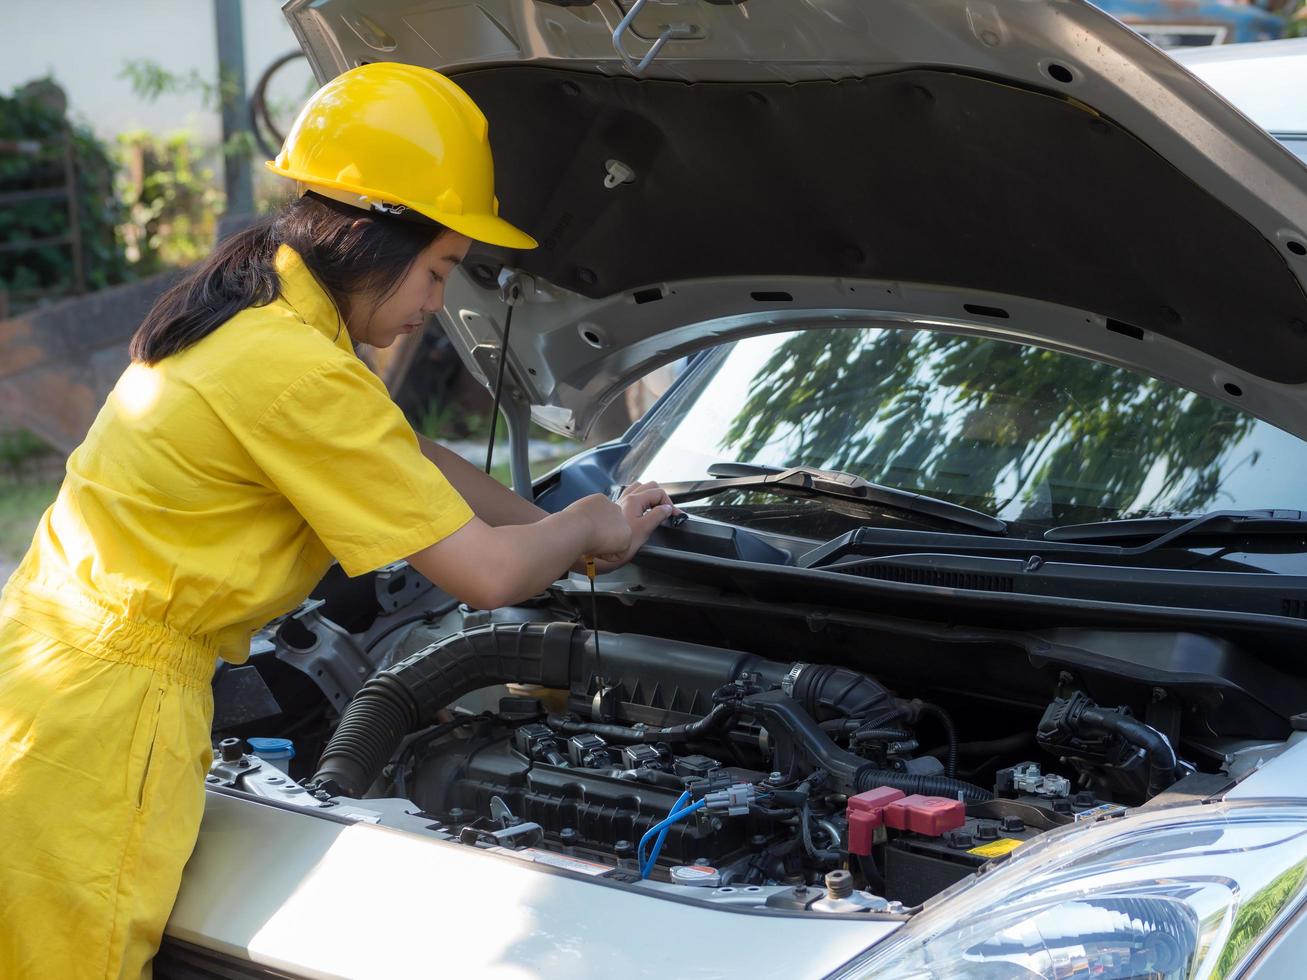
[267,162,538,250]
[438,211,538,251]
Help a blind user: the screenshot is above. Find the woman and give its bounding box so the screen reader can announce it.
[0,63,677,978]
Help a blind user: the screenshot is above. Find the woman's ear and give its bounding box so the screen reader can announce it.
[350,217,369,232]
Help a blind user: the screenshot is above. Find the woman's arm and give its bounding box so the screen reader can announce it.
[415,434,683,583]
[405,494,641,609]
[417,434,547,526]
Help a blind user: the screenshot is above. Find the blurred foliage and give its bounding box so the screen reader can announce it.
[420,399,487,442]
[116,129,222,273]
[721,330,1257,526]
[119,59,240,116]
[0,429,48,479]
[0,79,132,306]
[0,480,60,564]
[1288,1,1307,37]
[116,58,263,268]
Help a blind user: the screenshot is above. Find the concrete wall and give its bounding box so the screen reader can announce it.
[0,270,183,454]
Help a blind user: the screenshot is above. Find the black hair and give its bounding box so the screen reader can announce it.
[129,193,446,363]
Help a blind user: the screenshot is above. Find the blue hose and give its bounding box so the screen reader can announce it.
[639,792,706,879]
[637,791,690,877]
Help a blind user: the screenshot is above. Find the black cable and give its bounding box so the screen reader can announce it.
[925,731,1031,760]
[850,726,912,744]
[919,702,959,778]
[546,703,738,744]
[800,801,842,864]
[748,803,798,819]
[857,853,886,895]
[485,302,515,474]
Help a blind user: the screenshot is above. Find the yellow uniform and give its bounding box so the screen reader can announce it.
[0,245,473,978]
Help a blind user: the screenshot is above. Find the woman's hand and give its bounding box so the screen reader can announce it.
[598,481,683,568]
[407,483,685,609]
[568,493,634,562]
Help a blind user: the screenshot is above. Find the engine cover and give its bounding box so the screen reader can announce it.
[411,734,764,867]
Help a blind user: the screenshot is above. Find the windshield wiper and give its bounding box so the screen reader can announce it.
[1045,509,1307,553]
[655,463,1008,535]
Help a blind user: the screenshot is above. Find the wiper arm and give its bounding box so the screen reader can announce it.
[655,463,1008,535]
[1045,509,1307,553]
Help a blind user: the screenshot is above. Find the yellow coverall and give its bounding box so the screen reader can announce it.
[0,245,473,978]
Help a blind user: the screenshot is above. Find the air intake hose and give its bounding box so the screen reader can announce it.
[311,621,577,797]
[789,663,903,728]
[311,621,993,804]
[311,622,786,798]
[746,691,992,803]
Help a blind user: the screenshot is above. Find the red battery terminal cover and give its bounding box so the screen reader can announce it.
[845,787,906,856]
[883,794,966,837]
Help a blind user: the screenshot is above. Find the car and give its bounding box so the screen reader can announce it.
[1169,35,1307,164]
[1094,0,1297,48]
[159,1,1307,977]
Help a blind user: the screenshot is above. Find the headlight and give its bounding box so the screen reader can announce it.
[834,801,1307,980]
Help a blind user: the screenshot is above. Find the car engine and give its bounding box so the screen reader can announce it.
[207,558,1277,913]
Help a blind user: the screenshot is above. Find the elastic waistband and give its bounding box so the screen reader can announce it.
[0,574,218,690]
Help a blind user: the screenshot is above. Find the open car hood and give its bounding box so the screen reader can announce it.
[282,0,1307,441]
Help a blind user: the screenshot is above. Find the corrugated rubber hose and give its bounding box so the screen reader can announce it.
[310,621,576,797]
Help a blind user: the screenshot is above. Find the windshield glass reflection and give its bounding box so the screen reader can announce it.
[630,328,1307,529]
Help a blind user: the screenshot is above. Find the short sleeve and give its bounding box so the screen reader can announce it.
[243,357,474,576]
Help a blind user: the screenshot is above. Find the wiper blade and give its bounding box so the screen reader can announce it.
[1045,509,1307,552]
[656,463,1008,535]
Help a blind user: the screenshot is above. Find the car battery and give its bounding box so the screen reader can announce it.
[884,814,1041,907]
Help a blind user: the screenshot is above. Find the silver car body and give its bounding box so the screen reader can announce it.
[1171,35,1307,168]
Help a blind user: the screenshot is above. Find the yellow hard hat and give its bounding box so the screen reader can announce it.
[267,62,536,250]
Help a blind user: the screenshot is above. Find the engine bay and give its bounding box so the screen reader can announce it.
[207,556,1300,914]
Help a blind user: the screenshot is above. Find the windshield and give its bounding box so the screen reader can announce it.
[621,327,1307,533]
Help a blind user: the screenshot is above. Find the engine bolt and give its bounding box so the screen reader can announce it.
[768,771,784,785]
[218,738,243,763]
[825,870,854,899]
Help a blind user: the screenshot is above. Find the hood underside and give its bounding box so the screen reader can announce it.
[283,0,1307,440]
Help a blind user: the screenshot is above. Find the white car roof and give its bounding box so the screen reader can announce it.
[1171,37,1307,135]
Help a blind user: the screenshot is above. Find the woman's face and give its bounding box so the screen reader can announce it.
[347,230,473,348]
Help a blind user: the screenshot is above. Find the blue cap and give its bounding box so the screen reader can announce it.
[246,737,295,758]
